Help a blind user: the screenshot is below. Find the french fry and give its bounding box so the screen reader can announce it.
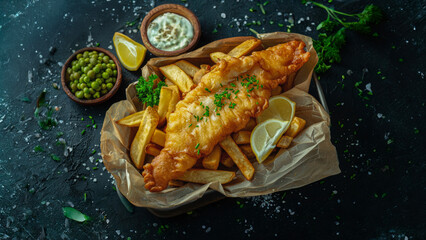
[220,153,234,168]
[285,117,306,138]
[242,118,256,131]
[151,129,166,147]
[116,110,145,127]
[165,78,175,86]
[227,38,262,58]
[159,64,194,92]
[146,143,161,156]
[210,52,232,63]
[232,131,251,145]
[271,86,282,96]
[239,144,256,159]
[176,169,235,184]
[277,135,293,148]
[130,107,159,169]
[202,145,221,170]
[157,87,173,126]
[219,135,254,180]
[166,85,180,121]
[175,60,200,77]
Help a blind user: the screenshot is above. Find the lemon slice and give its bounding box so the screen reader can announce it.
[256,96,296,124]
[113,32,147,71]
[250,119,291,163]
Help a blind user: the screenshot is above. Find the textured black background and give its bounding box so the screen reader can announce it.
[0,0,425,239]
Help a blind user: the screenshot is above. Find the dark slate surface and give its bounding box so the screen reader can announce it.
[0,0,425,239]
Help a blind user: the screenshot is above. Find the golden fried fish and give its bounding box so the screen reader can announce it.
[143,41,310,192]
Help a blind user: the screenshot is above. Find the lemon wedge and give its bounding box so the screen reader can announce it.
[250,119,291,163]
[256,96,296,124]
[113,32,147,71]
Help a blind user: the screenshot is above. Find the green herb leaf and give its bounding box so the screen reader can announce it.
[135,74,166,107]
[62,207,91,222]
[50,154,60,162]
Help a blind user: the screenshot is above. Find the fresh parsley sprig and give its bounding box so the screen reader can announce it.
[135,74,167,107]
[303,1,383,74]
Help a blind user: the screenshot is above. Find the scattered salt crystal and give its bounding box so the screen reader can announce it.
[221,13,226,18]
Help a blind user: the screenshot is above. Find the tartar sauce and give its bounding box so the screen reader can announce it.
[147,12,194,51]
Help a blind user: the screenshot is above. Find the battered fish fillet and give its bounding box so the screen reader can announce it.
[142,41,310,192]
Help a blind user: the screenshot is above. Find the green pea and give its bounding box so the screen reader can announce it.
[96,78,103,85]
[78,58,85,66]
[71,83,77,91]
[76,53,83,59]
[91,81,100,89]
[103,56,109,63]
[87,70,95,79]
[84,76,90,83]
[113,70,117,76]
[83,51,89,58]
[101,63,107,69]
[99,52,105,57]
[109,60,114,64]
[76,91,84,99]
[89,88,95,94]
[67,67,72,74]
[105,78,112,83]
[101,89,108,95]
[94,66,100,73]
[84,92,92,99]
[101,83,106,90]
[111,63,116,69]
[106,83,113,90]
[81,83,87,89]
[83,87,90,94]
[73,72,80,80]
[90,58,97,65]
[72,65,79,71]
[83,66,89,73]
[102,72,110,79]
[71,60,77,66]
[106,68,112,74]
[93,92,101,99]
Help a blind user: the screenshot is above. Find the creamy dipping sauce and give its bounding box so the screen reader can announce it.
[147,12,194,51]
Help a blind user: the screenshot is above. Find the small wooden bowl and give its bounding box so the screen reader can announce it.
[140,4,201,57]
[61,47,122,106]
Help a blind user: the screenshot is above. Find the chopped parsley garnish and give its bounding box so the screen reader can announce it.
[205,88,211,93]
[197,149,200,155]
[229,102,236,109]
[195,143,200,149]
[203,106,210,117]
[135,74,167,107]
[50,154,60,162]
[34,145,44,152]
[188,124,193,128]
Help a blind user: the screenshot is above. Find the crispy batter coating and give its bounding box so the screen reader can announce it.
[142,41,310,192]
